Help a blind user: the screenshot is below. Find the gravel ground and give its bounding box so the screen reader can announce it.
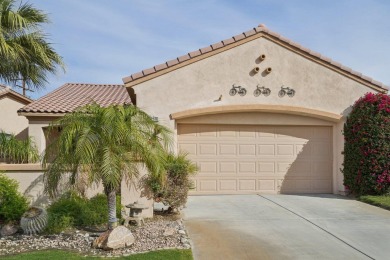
[0,215,191,257]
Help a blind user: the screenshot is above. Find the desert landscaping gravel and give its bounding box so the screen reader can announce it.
[0,215,191,257]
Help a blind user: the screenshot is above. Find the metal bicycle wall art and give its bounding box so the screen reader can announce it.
[229,84,247,96]
[254,85,271,97]
[229,84,295,97]
[278,86,295,97]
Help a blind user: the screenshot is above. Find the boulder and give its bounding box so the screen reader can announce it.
[163,227,176,237]
[0,224,18,236]
[92,226,135,250]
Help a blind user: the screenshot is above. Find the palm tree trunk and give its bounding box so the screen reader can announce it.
[22,79,26,96]
[107,189,117,230]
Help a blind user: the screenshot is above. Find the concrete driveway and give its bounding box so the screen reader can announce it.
[182,194,390,260]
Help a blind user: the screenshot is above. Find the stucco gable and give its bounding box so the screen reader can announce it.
[0,84,33,105]
[123,24,387,94]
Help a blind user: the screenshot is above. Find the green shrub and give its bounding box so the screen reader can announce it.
[146,153,197,212]
[343,92,390,195]
[0,172,29,223]
[0,131,39,163]
[45,192,122,233]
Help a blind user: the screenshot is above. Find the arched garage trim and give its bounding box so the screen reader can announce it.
[170,104,342,123]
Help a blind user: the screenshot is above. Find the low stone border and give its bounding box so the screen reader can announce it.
[0,215,191,257]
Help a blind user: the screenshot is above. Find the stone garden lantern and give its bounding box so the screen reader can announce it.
[124,201,149,226]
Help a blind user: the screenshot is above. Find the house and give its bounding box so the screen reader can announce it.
[0,84,32,139]
[16,24,388,203]
[5,83,140,210]
[122,24,388,195]
[18,83,131,154]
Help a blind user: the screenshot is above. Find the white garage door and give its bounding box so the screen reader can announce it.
[178,124,332,194]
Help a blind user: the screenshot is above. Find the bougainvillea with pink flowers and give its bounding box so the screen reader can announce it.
[343,92,390,195]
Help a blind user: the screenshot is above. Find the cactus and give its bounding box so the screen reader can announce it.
[20,207,48,235]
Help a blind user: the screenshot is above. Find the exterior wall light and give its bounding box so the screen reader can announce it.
[253,67,260,73]
[254,85,271,97]
[229,84,247,96]
[151,116,159,122]
[278,86,295,97]
[265,67,272,74]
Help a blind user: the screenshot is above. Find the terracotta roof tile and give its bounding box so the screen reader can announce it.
[154,63,168,71]
[188,50,201,58]
[233,33,245,41]
[211,41,224,50]
[350,70,362,77]
[340,65,352,73]
[178,54,190,62]
[19,83,131,114]
[222,37,235,45]
[131,72,144,80]
[122,24,388,91]
[243,29,256,37]
[199,46,213,54]
[166,58,179,66]
[142,67,156,76]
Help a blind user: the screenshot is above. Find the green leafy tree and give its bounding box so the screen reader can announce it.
[43,104,172,229]
[0,0,65,95]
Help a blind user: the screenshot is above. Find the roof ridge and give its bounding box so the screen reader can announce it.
[122,24,387,92]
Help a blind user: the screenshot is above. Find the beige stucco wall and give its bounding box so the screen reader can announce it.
[0,96,29,139]
[132,36,382,194]
[1,164,152,218]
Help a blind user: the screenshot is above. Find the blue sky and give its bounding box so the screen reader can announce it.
[20,0,390,99]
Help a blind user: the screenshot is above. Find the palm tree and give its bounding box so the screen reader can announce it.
[0,0,65,95]
[43,104,172,229]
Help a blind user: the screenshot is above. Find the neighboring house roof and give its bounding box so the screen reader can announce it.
[122,24,388,93]
[0,84,33,104]
[18,83,131,115]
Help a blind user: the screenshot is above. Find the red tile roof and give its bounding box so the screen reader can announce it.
[19,83,131,114]
[0,84,33,104]
[122,24,388,92]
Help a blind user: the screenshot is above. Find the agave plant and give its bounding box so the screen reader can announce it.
[0,131,39,163]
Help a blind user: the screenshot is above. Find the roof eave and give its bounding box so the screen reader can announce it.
[18,112,67,117]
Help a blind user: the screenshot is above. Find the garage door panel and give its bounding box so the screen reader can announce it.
[199,180,217,192]
[276,144,294,156]
[258,180,276,191]
[220,180,237,191]
[239,144,256,156]
[199,143,217,155]
[179,124,332,194]
[239,179,256,191]
[258,162,275,173]
[258,144,275,156]
[219,144,237,155]
[238,162,256,173]
[199,125,217,136]
[219,162,237,173]
[198,161,217,174]
[179,143,197,155]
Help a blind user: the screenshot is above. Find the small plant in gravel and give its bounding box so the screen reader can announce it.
[0,172,29,224]
[343,92,390,195]
[45,192,122,233]
[145,153,197,212]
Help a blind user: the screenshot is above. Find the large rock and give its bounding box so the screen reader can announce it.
[92,226,135,250]
[0,224,18,236]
